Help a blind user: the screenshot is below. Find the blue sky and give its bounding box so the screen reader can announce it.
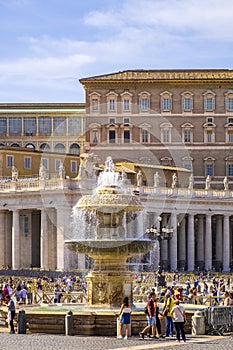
[1,0,233,103]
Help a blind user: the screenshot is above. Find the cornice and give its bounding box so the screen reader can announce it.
[80,69,233,86]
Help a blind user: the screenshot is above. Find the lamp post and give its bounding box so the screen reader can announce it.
[145,216,173,242]
[145,216,174,281]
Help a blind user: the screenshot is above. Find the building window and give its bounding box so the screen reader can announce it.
[162,98,172,111]
[205,98,214,111]
[184,129,191,142]
[228,117,233,124]
[92,131,98,144]
[228,131,233,142]
[109,118,115,124]
[227,163,233,176]
[124,130,130,143]
[123,99,130,111]
[142,129,149,143]
[203,90,216,112]
[68,117,82,135]
[40,143,50,152]
[124,118,130,124]
[92,99,99,112]
[39,117,52,135]
[7,156,14,168]
[183,98,192,111]
[69,143,80,155]
[0,118,7,135]
[9,117,22,135]
[55,159,61,172]
[226,98,233,111]
[162,129,171,143]
[160,91,172,112]
[71,161,77,174]
[24,157,31,169]
[41,158,48,170]
[205,163,214,176]
[54,143,65,153]
[109,130,116,143]
[109,99,116,111]
[54,117,66,135]
[24,117,36,136]
[207,130,213,142]
[140,97,150,111]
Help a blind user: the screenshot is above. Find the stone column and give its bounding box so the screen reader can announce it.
[215,215,223,269]
[12,209,20,269]
[178,216,186,269]
[0,211,6,266]
[205,214,212,271]
[57,206,71,270]
[170,213,177,271]
[223,214,230,272]
[196,215,204,269]
[40,208,48,269]
[187,214,195,271]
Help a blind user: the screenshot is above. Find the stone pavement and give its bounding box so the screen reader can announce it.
[0,328,233,350]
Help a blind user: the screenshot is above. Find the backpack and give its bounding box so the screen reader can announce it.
[144,305,149,315]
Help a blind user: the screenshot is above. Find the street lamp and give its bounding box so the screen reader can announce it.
[145,216,173,241]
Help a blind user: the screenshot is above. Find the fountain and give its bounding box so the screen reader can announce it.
[65,156,155,307]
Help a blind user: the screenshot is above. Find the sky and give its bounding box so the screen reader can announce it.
[1,0,233,103]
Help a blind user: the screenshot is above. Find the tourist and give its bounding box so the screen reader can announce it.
[0,284,3,305]
[139,292,157,339]
[5,295,16,334]
[154,296,165,338]
[117,296,131,339]
[163,292,174,338]
[171,299,186,342]
[54,284,61,303]
[27,280,33,304]
[223,291,232,306]
[15,285,22,303]
[20,285,27,304]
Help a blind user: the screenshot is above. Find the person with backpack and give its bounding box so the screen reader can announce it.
[162,291,174,338]
[139,292,157,339]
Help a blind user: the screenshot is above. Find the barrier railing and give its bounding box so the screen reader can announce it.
[205,306,233,335]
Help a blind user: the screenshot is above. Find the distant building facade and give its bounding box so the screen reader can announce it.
[80,69,233,189]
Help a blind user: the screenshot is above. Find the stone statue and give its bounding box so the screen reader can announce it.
[12,166,18,181]
[223,176,229,191]
[77,162,85,180]
[85,153,95,178]
[39,163,47,180]
[154,171,160,187]
[137,170,142,187]
[205,175,211,190]
[171,173,177,189]
[59,163,65,179]
[121,170,127,184]
[188,173,194,189]
[105,156,114,172]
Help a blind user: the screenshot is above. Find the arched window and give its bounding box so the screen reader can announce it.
[39,143,50,151]
[25,143,35,149]
[69,143,80,155]
[11,143,20,147]
[54,143,65,153]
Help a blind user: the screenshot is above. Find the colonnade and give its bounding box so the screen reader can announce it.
[150,212,232,272]
[0,206,232,272]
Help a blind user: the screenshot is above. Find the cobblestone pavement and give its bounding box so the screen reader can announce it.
[0,331,233,350]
